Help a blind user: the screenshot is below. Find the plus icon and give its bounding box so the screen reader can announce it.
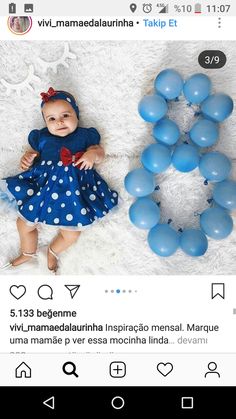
[109,362,126,378]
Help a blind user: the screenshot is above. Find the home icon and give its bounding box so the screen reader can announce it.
[15,362,31,378]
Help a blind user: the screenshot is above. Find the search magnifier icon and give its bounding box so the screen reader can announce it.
[62,361,79,378]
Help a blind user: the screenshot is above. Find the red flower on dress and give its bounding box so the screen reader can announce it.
[60,147,84,168]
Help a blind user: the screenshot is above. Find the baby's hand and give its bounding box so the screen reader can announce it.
[20,151,38,171]
[74,150,97,170]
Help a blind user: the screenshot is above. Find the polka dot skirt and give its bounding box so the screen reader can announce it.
[3,161,118,229]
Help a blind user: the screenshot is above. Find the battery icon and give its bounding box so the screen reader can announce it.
[194,3,202,13]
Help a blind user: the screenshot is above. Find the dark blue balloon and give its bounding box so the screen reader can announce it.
[172,143,199,172]
[180,229,208,256]
[148,223,180,257]
[200,207,233,240]
[153,118,180,146]
[201,93,234,122]
[199,152,232,182]
[189,119,219,148]
[124,168,156,197]
[129,197,160,229]
[138,94,168,123]
[154,69,183,100]
[141,143,172,173]
[213,179,236,210]
[183,73,211,104]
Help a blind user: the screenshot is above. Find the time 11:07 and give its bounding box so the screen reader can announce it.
[207,5,231,13]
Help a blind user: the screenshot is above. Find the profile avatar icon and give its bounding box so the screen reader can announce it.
[8,16,32,35]
[204,362,220,378]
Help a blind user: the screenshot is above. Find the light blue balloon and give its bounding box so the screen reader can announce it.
[153,118,180,145]
[129,197,160,229]
[212,202,231,213]
[213,179,236,210]
[141,143,172,173]
[180,229,208,256]
[183,73,211,104]
[200,207,233,240]
[199,152,232,182]
[148,223,180,257]
[124,168,155,197]
[172,143,199,172]
[138,94,168,123]
[189,119,219,147]
[201,93,234,122]
[154,69,184,100]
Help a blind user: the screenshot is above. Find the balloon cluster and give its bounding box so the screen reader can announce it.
[124,69,235,257]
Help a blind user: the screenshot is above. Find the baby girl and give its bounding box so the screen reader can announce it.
[0,87,118,273]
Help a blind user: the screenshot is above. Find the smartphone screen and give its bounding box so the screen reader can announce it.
[0,0,235,415]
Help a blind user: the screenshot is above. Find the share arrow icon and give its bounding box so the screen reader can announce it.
[65,285,80,299]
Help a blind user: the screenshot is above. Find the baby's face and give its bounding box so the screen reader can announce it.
[42,99,78,137]
[13,17,21,30]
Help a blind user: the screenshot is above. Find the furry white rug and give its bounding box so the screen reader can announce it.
[0,40,235,275]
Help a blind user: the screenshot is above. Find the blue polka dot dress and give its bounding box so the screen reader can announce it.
[1,127,118,230]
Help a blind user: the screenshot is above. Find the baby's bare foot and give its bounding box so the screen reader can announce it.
[47,247,58,273]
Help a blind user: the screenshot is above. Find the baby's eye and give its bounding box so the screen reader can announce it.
[48,117,55,122]
[63,113,70,118]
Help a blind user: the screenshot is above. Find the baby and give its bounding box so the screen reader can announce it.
[0,87,118,272]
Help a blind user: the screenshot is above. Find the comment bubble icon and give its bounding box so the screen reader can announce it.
[38,285,53,300]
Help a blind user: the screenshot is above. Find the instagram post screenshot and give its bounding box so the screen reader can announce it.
[0,0,236,415]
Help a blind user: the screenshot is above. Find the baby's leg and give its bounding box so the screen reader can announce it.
[12,217,38,266]
[48,229,81,271]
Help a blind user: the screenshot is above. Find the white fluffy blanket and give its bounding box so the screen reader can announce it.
[0,40,235,275]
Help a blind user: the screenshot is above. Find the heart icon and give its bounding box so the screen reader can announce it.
[10,285,26,300]
[157,362,173,377]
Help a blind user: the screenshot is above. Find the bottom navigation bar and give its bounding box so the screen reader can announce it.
[0,353,235,386]
[0,386,234,416]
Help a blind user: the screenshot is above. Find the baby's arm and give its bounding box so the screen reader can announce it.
[87,145,105,164]
[20,149,39,171]
[75,145,105,170]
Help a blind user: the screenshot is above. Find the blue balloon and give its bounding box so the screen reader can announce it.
[172,144,199,172]
[199,152,232,182]
[200,207,233,240]
[154,69,183,100]
[138,94,168,123]
[129,197,160,229]
[213,179,236,210]
[153,118,180,146]
[148,223,180,257]
[201,93,234,122]
[180,229,208,256]
[141,143,171,173]
[212,202,231,213]
[189,119,219,147]
[124,168,155,197]
[183,73,211,104]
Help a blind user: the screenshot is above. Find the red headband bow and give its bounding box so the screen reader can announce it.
[40,87,57,102]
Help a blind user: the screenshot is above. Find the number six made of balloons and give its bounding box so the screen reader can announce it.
[124,69,235,257]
